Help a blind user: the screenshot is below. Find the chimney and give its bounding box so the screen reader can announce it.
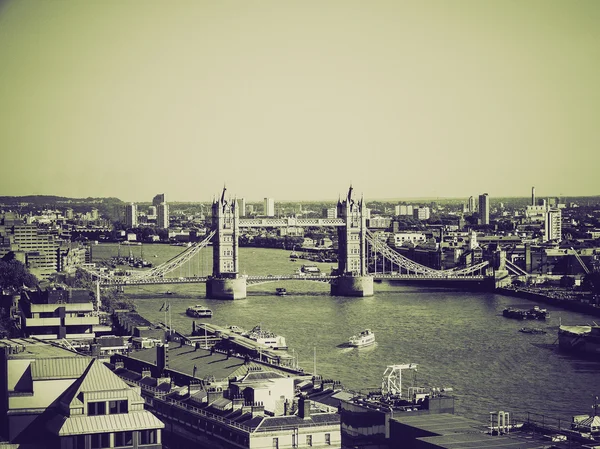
[232,395,244,411]
[322,379,335,391]
[251,401,265,418]
[207,387,223,405]
[115,360,125,370]
[298,397,311,419]
[141,368,151,378]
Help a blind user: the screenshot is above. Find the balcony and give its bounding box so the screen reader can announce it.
[24,317,60,327]
[65,316,100,326]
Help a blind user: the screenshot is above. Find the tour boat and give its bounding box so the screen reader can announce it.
[186,305,213,318]
[348,329,376,347]
[243,325,288,349]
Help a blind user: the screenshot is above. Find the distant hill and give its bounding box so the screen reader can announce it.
[0,195,123,205]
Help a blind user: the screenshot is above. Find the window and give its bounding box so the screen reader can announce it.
[272,437,279,449]
[109,400,128,414]
[87,401,106,416]
[114,431,133,447]
[90,433,110,449]
[325,433,331,445]
[140,429,157,445]
[74,435,86,449]
[306,435,312,446]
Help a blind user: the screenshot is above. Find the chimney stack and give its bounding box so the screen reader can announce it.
[298,397,311,419]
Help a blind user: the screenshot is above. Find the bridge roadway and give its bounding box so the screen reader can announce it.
[98,273,486,287]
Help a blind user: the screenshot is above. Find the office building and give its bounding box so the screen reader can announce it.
[323,207,337,219]
[544,208,562,242]
[264,197,275,217]
[395,204,414,216]
[414,207,430,221]
[531,186,536,206]
[0,224,59,279]
[157,203,169,229]
[125,203,137,228]
[478,193,490,225]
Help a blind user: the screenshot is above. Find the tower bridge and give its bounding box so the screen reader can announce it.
[79,185,494,299]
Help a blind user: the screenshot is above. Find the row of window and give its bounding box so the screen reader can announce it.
[273,433,330,448]
[87,399,128,416]
[72,429,157,449]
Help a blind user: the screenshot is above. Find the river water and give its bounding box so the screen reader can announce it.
[94,244,600,425]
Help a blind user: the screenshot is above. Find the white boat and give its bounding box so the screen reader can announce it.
[186,305,213,318]
[244,325,288,349]
[349,329,375,347]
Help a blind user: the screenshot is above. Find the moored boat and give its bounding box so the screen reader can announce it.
[276,288,287,296]
[243,325,287,349]
[503,306,549,320]
[349,329,376,347]
[186,305,213,318]
[558,324,600,356]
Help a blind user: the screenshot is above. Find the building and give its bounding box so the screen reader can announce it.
[109,342,340,449]
[414,207,431,221]
[478,193,489,225]
[156,203,169,229]
[152,193,166,208]
[323,207,337,219]
[19,285,99,341]
[395,205,414,216]
[0,338,164,449]
[467,196,476,214]
[544,208,562,242]
[125,203,138,228]
[388,232,427,248]
[0,224,60,279]
[264,198,275,217]
[236,198,247,217]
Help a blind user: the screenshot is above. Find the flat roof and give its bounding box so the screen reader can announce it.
[392,413,486,435]
[0,338,80,359]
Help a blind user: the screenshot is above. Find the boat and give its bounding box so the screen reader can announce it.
[502,306,549,320]
[348,329,376,347]
[519,327,546,334]
[186,305,213,318]
[165,291,174,295]
[558,324,600,356]
[227,325,245,334]
[243,325,287,349]
[276,288,287,296]
[301,264,320,274]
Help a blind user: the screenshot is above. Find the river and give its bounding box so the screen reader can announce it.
[93,243,600,425]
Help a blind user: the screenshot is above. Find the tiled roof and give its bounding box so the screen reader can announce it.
[31,357,91,380]
[50,410,164,436]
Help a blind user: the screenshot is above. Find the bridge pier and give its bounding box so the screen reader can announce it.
[331,275,374,297]
[206,276,247,300]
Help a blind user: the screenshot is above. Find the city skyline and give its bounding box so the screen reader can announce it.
[1,0,599,202]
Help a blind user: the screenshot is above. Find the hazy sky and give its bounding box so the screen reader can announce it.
[0,0,598,202]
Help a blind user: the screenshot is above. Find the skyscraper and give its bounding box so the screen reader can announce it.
[125,203,137,228]
[157,203,169,229]
[152,193,166,207]
[531,186,536,206]
[467,196,476,213]
[264,198,275,217]
[478,193,489,225]
[236,198,246,217]
[544,208,562,242]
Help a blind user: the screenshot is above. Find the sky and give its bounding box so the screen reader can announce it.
[0,0,598,202]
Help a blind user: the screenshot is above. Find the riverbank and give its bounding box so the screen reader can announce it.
[496,286,600,318]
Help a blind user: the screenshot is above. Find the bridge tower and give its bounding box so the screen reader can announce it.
[206,187,247,299]
[331,186,373,297]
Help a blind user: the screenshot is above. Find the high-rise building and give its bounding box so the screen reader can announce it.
[467,196,476,213]
[90,208,99,221]
[531,186,536,206]
[153,193,166,208]
[544,208,562,242]
[264,198,275,217]
[125,203,137,228]
[157,203,169,229]
[413,207,430,221]
[478,193,489,225]
[323,207,337,219]
[148,205,157,216]
[236,198,246,217]
[395,205,414,216]
[65,208,74,220]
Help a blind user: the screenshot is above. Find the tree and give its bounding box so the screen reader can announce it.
[0,253,38,289]
[582,272,600,295]
[559,275,576,289]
